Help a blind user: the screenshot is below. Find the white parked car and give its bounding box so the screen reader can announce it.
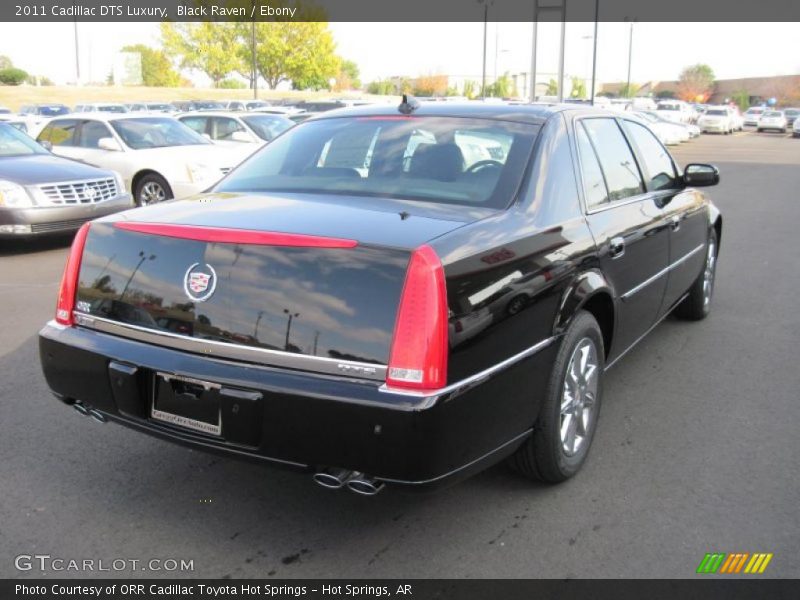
[697,106,734,134]
[223,100,272,112]
[633,111,685,145]
[743,107,766,126]
[655,100,693,124]
[75,103,129,114]
[36,114,251,206]
[251,106,307,116]
[757,110,788,133]
[727,106,745,131]
[177,111,294,149]
[793,116,800,138]
[127,102,176,114]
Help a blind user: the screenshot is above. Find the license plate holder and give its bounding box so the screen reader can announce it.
[150,372,222,437]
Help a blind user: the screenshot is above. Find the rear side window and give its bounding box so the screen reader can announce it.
[575,123,609,209]
[622,121,678,191]
[580,119,644,203]
[209,117,246,141]
[77,120,113,149]
[39,119,79,146]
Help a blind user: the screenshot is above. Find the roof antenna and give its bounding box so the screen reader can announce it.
[398,94,420,115]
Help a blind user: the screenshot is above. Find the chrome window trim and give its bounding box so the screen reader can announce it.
[72,312,387,381]
[620,243,705,301]
[379,336,557,403]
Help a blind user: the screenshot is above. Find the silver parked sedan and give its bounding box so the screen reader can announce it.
[0,122,133,237]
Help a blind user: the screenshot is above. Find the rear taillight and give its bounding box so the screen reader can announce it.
[55,223,91,326]
[386,245,448,391]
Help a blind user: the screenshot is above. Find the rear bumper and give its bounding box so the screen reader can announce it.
[39,322,556,490]
[0,194,133,236]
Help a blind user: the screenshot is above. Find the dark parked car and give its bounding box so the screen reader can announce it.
[0,122,132,236]
[39,101,721,493]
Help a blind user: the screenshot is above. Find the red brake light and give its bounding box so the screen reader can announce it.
[386,245,448,391]
[113,222,358,249]
[55,223,91,326]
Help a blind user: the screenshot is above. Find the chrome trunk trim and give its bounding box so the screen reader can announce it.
[72,312,387,381]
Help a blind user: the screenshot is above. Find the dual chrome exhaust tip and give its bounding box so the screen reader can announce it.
[313,468,385,496]
[72,401,107,424]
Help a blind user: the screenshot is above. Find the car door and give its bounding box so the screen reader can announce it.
[73,119,118,167]
[574,116,671,359]
[37,119,81,160]
[620,119,708,313]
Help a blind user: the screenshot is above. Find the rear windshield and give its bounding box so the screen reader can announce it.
[763,111,782,117]
[215,116,539,208]
[706,109,727,116]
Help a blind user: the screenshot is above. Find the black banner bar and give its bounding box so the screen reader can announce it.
[3,579,800,600]
[3,0,800,22]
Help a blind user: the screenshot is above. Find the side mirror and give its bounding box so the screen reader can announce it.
[38,140,53,151]
[98,137,122,152]
[683,163,719,187]
[231,130,255,143]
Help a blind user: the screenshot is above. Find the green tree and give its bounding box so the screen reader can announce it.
[462,80,477,99]
[545,78,558,96]
[366,79,394,95]
[0,68,28,86]
[570,77,587,99]
[161,22,243,87]
[240,20,339,90]
[620,82,640,98]
[732,90,750,110]
[338,59,360,90]
[122,44,181,87]
[677,63,715,102]
[0,56,12,70]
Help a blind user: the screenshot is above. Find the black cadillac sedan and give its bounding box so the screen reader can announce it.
[39,100,721,494]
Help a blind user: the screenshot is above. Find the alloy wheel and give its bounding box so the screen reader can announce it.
[560,337,599,457]
[140,181,166,205]
[703,238,717,307]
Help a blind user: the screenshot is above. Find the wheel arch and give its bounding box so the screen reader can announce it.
[709,202,722,252]
[555,269,616,359]
[131,169,173,198]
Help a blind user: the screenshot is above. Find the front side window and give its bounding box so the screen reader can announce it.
[209,117,246,141]
[240,115,294,141]
[77,121,114,149]
[110,118,211,150]
[580,119,644,202]
[215,116,539,208]
[179,116,208,136]
[622,121,678,191]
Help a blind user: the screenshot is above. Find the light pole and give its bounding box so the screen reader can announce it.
[73,20,80,85]
[283,309,299,351]
[590,0,599,105]
[625,18,636,98]
[251,17,257,98]
[478,0,493,99]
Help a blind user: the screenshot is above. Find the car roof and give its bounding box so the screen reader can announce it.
[48,113,177,122]
[309,101,608,126]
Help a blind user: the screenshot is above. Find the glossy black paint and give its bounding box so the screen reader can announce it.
[39,103,721,489]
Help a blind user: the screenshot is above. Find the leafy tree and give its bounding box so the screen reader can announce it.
[677,64,715,102]
[462,80,477,99]
[0,56,12,70]
[620,82,640,98]
[413,74,449,97]
[545,78,558,96]
[122,44,181,87]
[366,79,394,95]
[731,90,750,110]
[570,77,587,99]
[0,68,28,86]
[336,59,360,90]
[25,74,54,86]
[241,20,339,90]
[219,78,247,89]
[161,22,243,87]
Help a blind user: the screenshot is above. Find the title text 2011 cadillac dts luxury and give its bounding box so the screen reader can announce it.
[39,100,722,494]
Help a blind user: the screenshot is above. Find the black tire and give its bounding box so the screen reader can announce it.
[134,173,173,207]
[674,229,718,321]
[505,294,528,316]
[509,310,604,483]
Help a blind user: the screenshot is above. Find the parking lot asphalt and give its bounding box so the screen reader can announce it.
[1,130,798,579]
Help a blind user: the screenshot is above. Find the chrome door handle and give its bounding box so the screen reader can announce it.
[609,237,625,259]
[670,215,681,232]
